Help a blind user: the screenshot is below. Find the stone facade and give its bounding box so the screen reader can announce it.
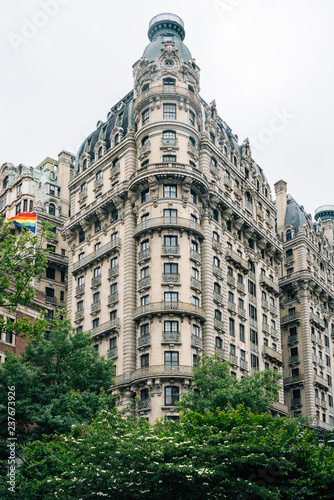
[63,14,287,421]
[275,180,334,430]
[0,151,74,359]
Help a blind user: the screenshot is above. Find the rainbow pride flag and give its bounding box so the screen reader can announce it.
[6,213,37,233]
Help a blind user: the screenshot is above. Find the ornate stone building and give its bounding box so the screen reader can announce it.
[0,151,74,360]
[275,180,334,430]
[63,13,286,421]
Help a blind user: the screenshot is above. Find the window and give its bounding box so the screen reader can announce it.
[22,199,28,213]
[164,263,178,274]
[190,214,197,223]
[114,134,119,145]
[211,157,217,167]
[163,185,177,197]
[164,209,177,219]
[230,344,236,356]
[165,386,179,405]
[227,266,233,277]
[189,136,196,146]
[238,274,243,284]
[251,354,259,370]
[249,305,257,320]
[239,324,245,342]
[141,354,149,367]
[163,155,177,163]
[164,292,178,302]
[286,248,293,257]
[193,324,200,337]
[213,256,220,267]
[45,287,54,298]
[164,320,179,332]
[77,300,83,312]
[165,352,179,366]
[93,318,99,329]
[228,291,234,303]
[215,309,221,321]
[238,298,244,309]
[142,83,149,92]
[142,108,149,125]
[49,184,55,196]
[141,266,150,278]
[163,130,176,140]
[3,176,9,189]
[141,213,149,222]
[214,282,221,294]
[111,257,118,269]
[141,295,149,306]
[95,242,101,252]
[141,189,149,203]
[60,291,65,302]
[210,132,215,144]
[16,203,21,215]
[213,231,219,241]
[163,78,175,92]
[93,292,100,304]
[79,230,85,243]
[94,220,101,233]
[213,209,218,222]
[229,318,235,337]
[226,220,231,232]
[263,314,268,324]
[287,267,294,276]
[163,104,176,120]
[141,388,149,401]
[164,235,178,246]
[250,329,258,345]
[110,283,117,295]
[46,268,55,280]
[216,337,222,349]
[94,266,101,278]
[193,354,199,367]
[248,280,256,296]
[191,240,198,252]
[17,183,22,197]
[286,229,292,241]
[190,190,197,204]
[78,276,84,286]
[192,296,200,306]
[140,323,149,336]
[189,110,195,126]
[47,244,55,253]
[192,267,199,279]
[112,158,119,169]
[141,239,149,251]
[98,147,103,159]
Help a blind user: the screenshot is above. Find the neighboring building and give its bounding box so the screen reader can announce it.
[0,150,74,359]
[63,13,286,421]
[275,180,334,430]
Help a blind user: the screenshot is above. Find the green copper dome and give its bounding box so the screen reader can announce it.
[143,13,192,62]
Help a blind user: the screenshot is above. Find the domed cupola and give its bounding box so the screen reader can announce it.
[143,13,192,62]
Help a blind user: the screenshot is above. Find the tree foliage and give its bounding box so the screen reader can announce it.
[178,355,282,414]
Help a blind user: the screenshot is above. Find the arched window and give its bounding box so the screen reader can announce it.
[98,146,103,159]
[2,176,9,189]
[223,146,228,156]
[233,156,237,167]
[163,78,175,93]
[286,229,292,242]
[82,159,87,171]
[49,203,56,216]
[114,134,119,146]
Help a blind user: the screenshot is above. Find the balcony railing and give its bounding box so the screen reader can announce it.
[162,331,181,343]
[91,318,120,338]
[107,346,118,358]
[237,282,245,294]
[91,275,101,288]
[161,138,178,147]
[191,335,203,348]
[214,318,225,332]
[138,277,151,289]
[259,275,279,295]
[271,327,279,340]
[190,249,201,262]
[162,245,180,256]
[228,301,236,313]
[289,355,299,364]
[250,318,258,329]
[229,354,238,365]
[138,248,151,261]
[214,292,224,306]
[75,310,84,321]
[138,334,150,347]
[45,295,56,303]
[108,292,119,305]
[261,299,269,310]
[108,266,119,280]
[213,265,224,279]
[248,271,256,281]
[137,399,150,410]
[270,305,278,316]
[263,345,283,364]
[133,302,206,321]
[283,374,304,385]
[262,323,270,334]
[238,307,247,320]
[125,365,194,383]
[73,238,121,273]
[139,141,150,156]
[75,284,85,296]
[314,374,329,389]
[250,343,258,353]
[227,276,236,288]
[191,277,201,290]
[245,200,253,213]
[110,164,120,178]
[240,359,248,371]
[94,177,103,190]
[163,273,180,283]
[291,397,302,407]
[91,301,101,313]
[281,312,300,325]
[79,189,87,200]
[288,334,298,344]
[249,294,257,305]
[310,313,325,329]
[225,249,249,273]
[134,217,204,239]
[212,239,222,253]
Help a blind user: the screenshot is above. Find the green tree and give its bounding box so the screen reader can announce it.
[178,355,282,414]
[0,217,53,338]
[0,318,115,444]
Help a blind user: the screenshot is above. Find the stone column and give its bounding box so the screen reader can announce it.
[299,281,315,418]
[201,212,215,356]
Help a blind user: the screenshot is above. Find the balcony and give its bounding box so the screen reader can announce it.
[313,354,319,364]
[91,301,101,314]
[270,305,278,316]
[250,343,258,353]
[139,141,150,156]
[110,164,120,178]
[319,359,325,369]
[161,138,178,148]
[228,301,236,313]
[212,239,222,253]
[91,318,120,338]
[138,277,151,289]
[234,187,243,199]
[271,328,279,340]
[75,310,84,321]
[162,331,181,343]
[291,397,302,407]
[237,282,245,295]
[191,335,203,349]
[227,276,236,288]
[137,399,150,410]
[224,177,232,189]
[162,245,180,256]
[240,359,248,371]
[310,313,325,330]
[138,334,150,347]
[213,265,224,280]
[108,292,119,305]
[214,318,225,332]
[261,299,269,311]
[229,354,238,366]
[289,355,300,364]
[128,365,195,383]
[225,249,249,273]
[262,345,283,364]
[94,177,103,190]
[238,307,247,320]
[138,248,151,261]
[108,266,119,280]
[191,277,201,290]
[245,200,253,214]
[283,374,304,386]
[314,374,329,389]
[75,284,85,296]
[133,302,206,321]
[190,249,201,263]
[259,275,279,295]
[281,312,300,326]
[249,294,257,305]
[45,295,56,304]
[46,252,69,267]
[79,189,87,201]
[210,164,220,177]
[214,292,224,306]
[248,271,256,281]
[250,318,258,329]
[188,142,198,157]
[107,346,118,359]
[91,275,101,288]
[262,323,270,335]
[134,217,204,239]
[73,238,121,273]
[321,400,328,410]
[163,273,180,284]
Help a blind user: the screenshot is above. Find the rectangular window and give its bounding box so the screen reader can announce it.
[60,291,65,302]
[164,263,178,274]
[190,190,197,204]
[163,209,177,219]
[23,199,28,212]
[165,386,179,405]
[163,103,176,120]
[229,318,235,337]
[110,283,118,295]
[141,239,149,251]
[251,354,259,370]
[164,321,179,332]
[77,300,83,312]
[192,267,199,279]
[142,108,149,125]
[95,220,101,233]
[49,184,55,195]
[250,329,258,345]
[192,296,200,306]
[110,337,117,348]
[61,271,65,283]
[141,295,149,306]
[189,110,195,126]
[17,184,22,197]
[140,323,149,336]
[164,235,178,246]
[94,266,101,277]
[93,292,100,303]
[141,266,149,278]
[78,276,84,286]
[239,324,245,342]
[216,336,223,349]
[164,352,179,366]
[16,203,21,215]
[79,230,85,243]
[45,287,54,297]
[111,257,118,268]
[141,354,149,367]
[93,318,99,328]
[164,292,178,302]
[163,185,177,197]
[46,268,55,280]
[163,155,177,163]
[193,324,200,337]
[141,189,149,203]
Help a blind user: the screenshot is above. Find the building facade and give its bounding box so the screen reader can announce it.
[275,180,334,430]
[0,150,74,359]
[63,13,286,421]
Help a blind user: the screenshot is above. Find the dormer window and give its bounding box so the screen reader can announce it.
[98,146,103,159]
[49,203,56,216]
[82,159,88,171]
[114,134,119,146]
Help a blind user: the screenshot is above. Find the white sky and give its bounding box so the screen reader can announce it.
[1,0,333,216]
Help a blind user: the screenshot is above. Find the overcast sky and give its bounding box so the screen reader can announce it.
[1,0,333,216]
